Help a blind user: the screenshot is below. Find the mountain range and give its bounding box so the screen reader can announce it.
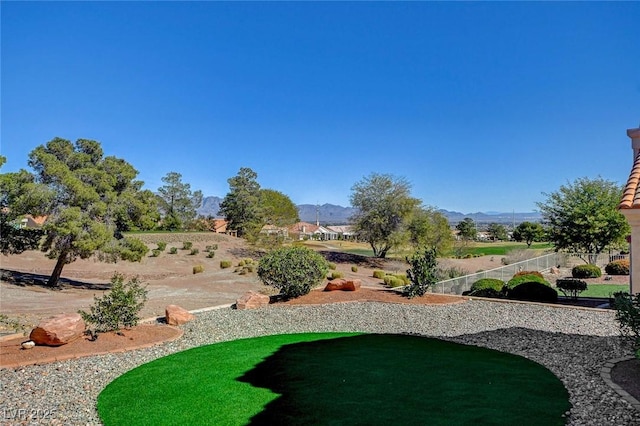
[196,196,541,226]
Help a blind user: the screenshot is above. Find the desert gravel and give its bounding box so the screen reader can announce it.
[1,300,638,425]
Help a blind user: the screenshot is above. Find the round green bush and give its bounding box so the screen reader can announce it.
[508,282,558,303]
[373,270,386,279]
[512,270,544,279]
[468,288,504,299]
[257,246,329,299]
[470,278,504,293]
[605,259,629,276]
[555,278,587,299]
[572,264,601,279]
[220,260,232,269]
[329,271,344,280]
[384,276,405,288]
[506,274,549,289]
[351,265,358,273]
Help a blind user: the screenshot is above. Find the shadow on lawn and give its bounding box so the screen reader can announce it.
[237,333,571,426]
[0,269,111,291]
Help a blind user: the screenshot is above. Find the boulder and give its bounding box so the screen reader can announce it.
[236,291,270,310]
[165,305,195,326]
[324,279,361,292]
[29,313,85,346]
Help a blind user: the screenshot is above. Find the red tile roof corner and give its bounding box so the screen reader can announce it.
[620,127,640,210]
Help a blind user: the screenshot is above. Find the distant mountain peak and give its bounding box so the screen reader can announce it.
[197,196,541,226]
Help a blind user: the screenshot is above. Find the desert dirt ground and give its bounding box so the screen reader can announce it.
[0,233,628,334]
[0,233,504,333]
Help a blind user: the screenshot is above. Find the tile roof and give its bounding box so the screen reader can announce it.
[620,150,640,209]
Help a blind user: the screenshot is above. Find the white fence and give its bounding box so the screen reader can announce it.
[433,253,561,295]
[432,252,629,295]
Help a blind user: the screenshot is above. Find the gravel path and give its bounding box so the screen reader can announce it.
[1,300,638,425]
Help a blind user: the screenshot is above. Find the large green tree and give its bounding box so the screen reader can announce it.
[0,156,48,254]
[219,167,262,238]
[455,218,477,241]
[23,138,157,286]
[487,222,508,241]
[537,176,629,263]
[512,221,546,247]
[406,207,453,255]
[350,173,421,258]
[259,189,299,227]
[156,172,203,230]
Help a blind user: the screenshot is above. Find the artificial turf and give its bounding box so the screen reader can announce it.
[98,333,570,425]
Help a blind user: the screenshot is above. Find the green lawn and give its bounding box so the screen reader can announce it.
[460,242,553,256]
[579,284,629,298]
[98,333,570,425]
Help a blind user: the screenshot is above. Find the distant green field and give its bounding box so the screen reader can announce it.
[460,242,553,257]
[300,240,552,260]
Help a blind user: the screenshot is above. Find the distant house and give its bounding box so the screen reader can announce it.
[617,125,640,295]
[260,224,289,238]
[288,221,339,241]
[210,219,228,234]
[196,217,234,235]
[19,215,47,229]
[326,225,357,240]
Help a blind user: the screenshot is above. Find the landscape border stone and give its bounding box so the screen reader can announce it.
[600,356,640,411]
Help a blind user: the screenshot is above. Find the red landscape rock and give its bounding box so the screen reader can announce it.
[29,313,85,346]
[236,291,270,310]
[324,279,361,292]
[165,304,195,325]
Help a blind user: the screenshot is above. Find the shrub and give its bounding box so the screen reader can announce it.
[78,273,147,332]
[220,260,232,269]
[572,264,601,279]
[119,237,149,262]
[507,282,558,304]
[157,241,167,251]
[257,246,329,299]
[404,248,438,298]
[327,262,337,270]
[513,270,544,279]
[470,278,505,293]
[205,244,218,251]
[207,251,215,259]
[605,259,630,276]
[182,241,193,250]
[555,279,587,300]
[169,247,178,254]
[351,265,358,273]
[506,274,549,289]
[438,266,466,280]
[189,248,199,255]
[468,288,505,299]
[373,270,386,279]
[394,274,411,285]
[151,249,161,257]
[384,276,405,288]
[193,265,204,274]
[329,271,343,280]
[612,292,640,346]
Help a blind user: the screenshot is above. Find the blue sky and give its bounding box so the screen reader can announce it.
[2,2,639,213]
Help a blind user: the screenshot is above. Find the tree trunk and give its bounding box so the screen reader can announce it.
[47,252,67,287]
